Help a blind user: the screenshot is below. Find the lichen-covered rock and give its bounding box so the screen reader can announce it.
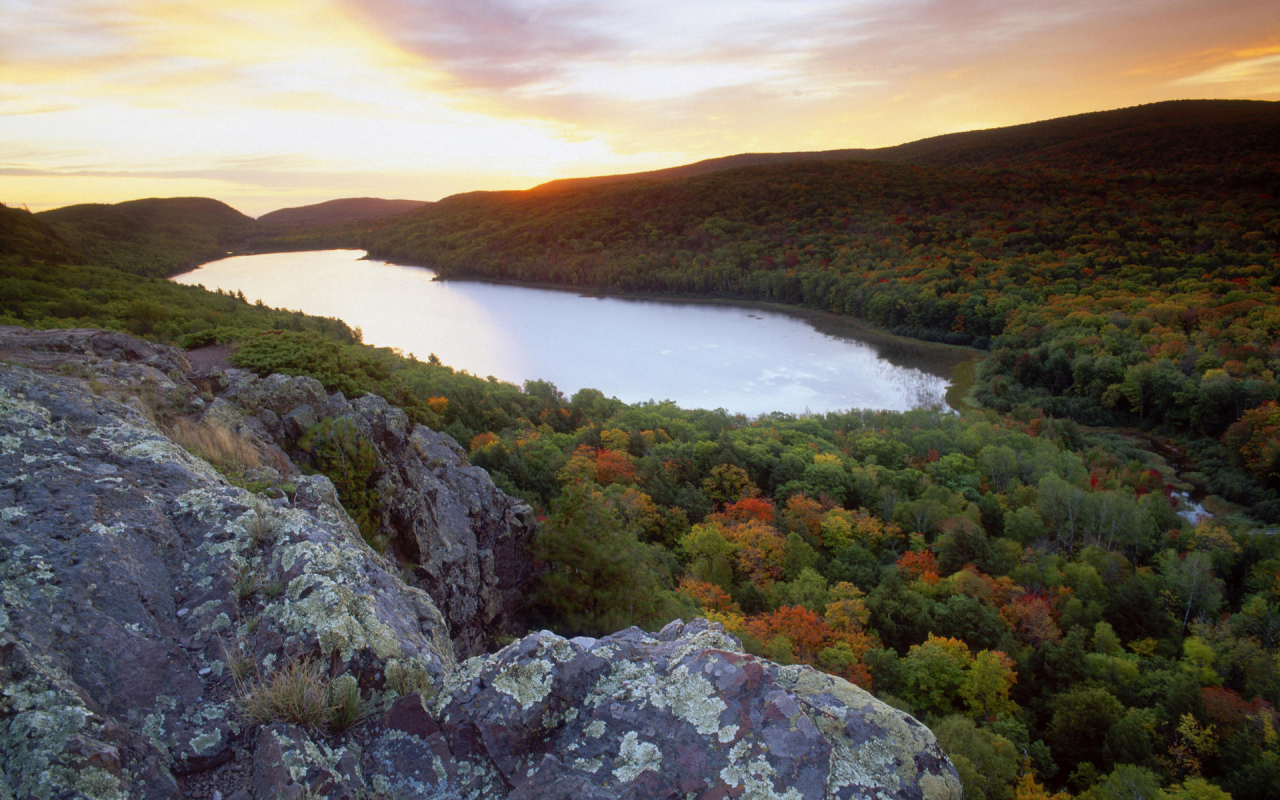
[0,362,452,799]
[366,619,962,800]
[218,372,537,658]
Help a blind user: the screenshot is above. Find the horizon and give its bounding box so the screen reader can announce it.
[3,0,1278,217]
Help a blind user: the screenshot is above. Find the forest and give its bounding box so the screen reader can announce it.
[264,101,1280,520]
[1,100,1278,800]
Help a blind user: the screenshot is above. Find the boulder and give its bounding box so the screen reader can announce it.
[367,619,962,800]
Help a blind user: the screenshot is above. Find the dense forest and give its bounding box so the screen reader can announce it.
[266,101,1280,516]
[3,100,1279,800]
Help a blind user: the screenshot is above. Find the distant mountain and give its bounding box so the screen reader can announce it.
[37,197,258,277]
[0,203,84,264]
[534,100,1280,192]
[258,198,429,230]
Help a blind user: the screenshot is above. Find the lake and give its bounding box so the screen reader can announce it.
[172,249,966,416]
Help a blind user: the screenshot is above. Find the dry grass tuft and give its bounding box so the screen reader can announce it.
[238,659,331,728]
[219,637,256,682]
[327,674,369,731]
[167,418,262,473]
[385,660,436,699]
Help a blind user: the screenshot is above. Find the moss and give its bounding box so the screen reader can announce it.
[718,740,804,800]
[587,656,729,739]
[271,541,402,662]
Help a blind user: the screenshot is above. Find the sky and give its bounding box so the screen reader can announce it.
[2,0,1278,217]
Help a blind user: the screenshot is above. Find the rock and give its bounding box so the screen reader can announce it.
[222,373,537,658]
[0,326,191,377]
[366,619,962,800]
[0,330,961,800]
[250,724,364,800]
[0,362,453,798]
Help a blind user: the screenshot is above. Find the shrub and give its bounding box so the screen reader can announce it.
[300,417,386,552]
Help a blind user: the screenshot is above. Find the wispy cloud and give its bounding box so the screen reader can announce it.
[1174,49,1280,92]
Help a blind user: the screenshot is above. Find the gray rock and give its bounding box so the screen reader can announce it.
[366,619,962,800]
[223,373,537,658]
[0,362,452,799]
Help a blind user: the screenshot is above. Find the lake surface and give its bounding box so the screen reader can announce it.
[173,250,958,416]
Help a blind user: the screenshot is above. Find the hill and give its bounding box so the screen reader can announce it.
[290,99,1280,446]
[257,196,429,229]
[37,196,259,277]
[0,202,84,264]
[534,100,1280,192]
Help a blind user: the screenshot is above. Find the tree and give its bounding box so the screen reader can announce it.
[1222,400,1280,482]
[1038,473,1089,556]
[902,635,973,718]
[702,463,758,505]
[722,519,787,588]
[679,522,738,591]
[933,715,1020,800]
[1084,765,1166,800]
[960,649,1018,720]
[1158,550,1222,644]
[534,479,669,635]
[1047,687,1126,774]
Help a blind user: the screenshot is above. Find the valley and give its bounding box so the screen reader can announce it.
[2,99,1278,800]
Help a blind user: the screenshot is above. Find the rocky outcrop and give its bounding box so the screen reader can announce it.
[0,328,961,800]
[0,361,452,800]
[0,326,539,658]
[371,619,961,800]
[213,370,538,658]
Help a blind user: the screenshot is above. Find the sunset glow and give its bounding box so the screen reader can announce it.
[2,0,1278,216]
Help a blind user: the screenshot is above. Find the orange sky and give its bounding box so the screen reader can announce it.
[2,0,1277,217]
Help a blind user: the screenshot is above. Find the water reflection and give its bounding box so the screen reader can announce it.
[173,249,959,416]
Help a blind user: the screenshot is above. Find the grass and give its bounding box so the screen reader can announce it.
[232,568,262,602]
[237,659,372,731]
[327,674,369,731]
[219,637,256,682]
[238,659,332,728]
[385,660,436,699]
[167,417,262,473]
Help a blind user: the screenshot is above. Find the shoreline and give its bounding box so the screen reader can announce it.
[376,258,988,412]
[225,246,988,414]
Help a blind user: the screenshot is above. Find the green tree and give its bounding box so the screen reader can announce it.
[1158,550,1223,644]
[1047,687,1126,774]
[933,715,1020,800]
[535,479,671,635]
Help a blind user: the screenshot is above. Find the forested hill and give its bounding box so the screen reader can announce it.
[272,100,1280,459]
[257,197,429,230]
[0,203,84,265]
[533,100,1280,191]
[37,196,258,278]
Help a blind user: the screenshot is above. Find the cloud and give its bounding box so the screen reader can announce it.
[1174,50,1280,93]
[341,0,621,90]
